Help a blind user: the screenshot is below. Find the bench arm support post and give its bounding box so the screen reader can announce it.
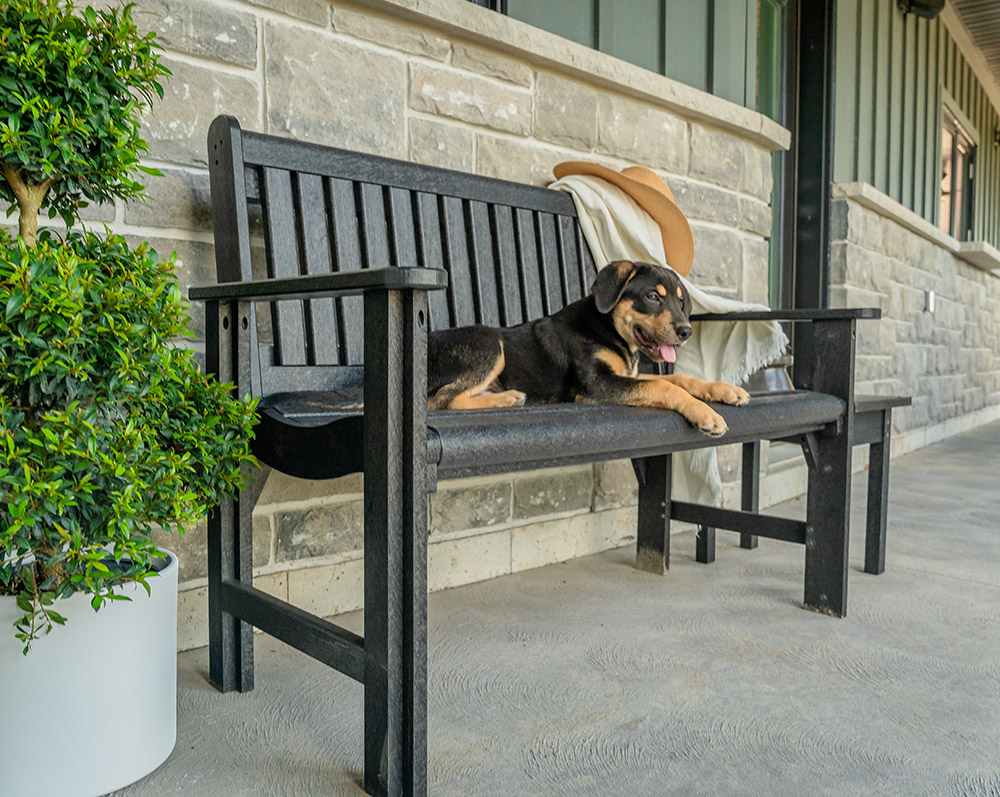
[363,288,430,796]
[800,318,856,617]
[206,299,257,692]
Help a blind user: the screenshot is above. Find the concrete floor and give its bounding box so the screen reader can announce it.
[114,421,1000,796]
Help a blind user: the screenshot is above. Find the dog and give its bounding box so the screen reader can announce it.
[427,260,750,436]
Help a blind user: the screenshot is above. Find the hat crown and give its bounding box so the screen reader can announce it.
[619,166,677,204]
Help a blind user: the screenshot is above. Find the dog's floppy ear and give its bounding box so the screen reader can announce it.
[592,261,636,314]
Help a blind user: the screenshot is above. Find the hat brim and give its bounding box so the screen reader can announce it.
[553,161,694,277]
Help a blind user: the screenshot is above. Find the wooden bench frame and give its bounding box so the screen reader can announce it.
[191,116,903,796]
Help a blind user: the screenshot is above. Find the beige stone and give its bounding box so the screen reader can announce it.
[476,134,560,186]
[276,500,364,561]
[592,459,637,511]
[130,0,258,68]
[249,0,329,25]
[741,236,770,306]
[125,167,212,231]
[512,467,593,520]
[427,531,511,591]
[742,144,774,201]
[510,507,636,572]
[258,470,363,506]
[596,95,689,174]
[409,118,475,172]
[452,42,533,87]
[410,63,532,136]
[671,178,740,226]
[266,23,407,158]
[142,57,260,167]
[430,481,511,535]
[287,558,365,618]
[690,223,741,290]
[689,123,743,189]
[333,6,450,59]
[533,73,598,150]
[739,197,772,237]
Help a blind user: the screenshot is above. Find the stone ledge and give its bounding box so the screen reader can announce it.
[346,0,790,152]
[832,182,1000,278]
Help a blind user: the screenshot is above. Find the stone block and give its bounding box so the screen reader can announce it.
[689,123,743,189]
[510,507,636,572]
[512,468,593,520]
[409,64,532,136]
[333,6,450,59]
[592,459,637,511]
[689,224,741,289]
[427,531,511,591]
[596,95,688,175]
[452,43,532,86]
[738,197,772,237]
[477,134,559,186]
[125,167,212,230]
[130,0,257,68]
[248,0,329,25]
[670,178,740,226]
[258,470,363,506]
[142,57,260,167]
[409,118,475,172]
[266,23,406,158]
[275,500,364,561]
[741,236,770,305]
[741,144,773,201]
[430,481,511,535]
[287,558,365,618]
[533,73,598,149]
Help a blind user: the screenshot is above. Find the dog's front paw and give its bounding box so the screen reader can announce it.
[705,382,750,407]
[496,390,526,407]
[689,405,728,437]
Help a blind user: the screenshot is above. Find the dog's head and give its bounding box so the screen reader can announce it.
[591,260,692,364]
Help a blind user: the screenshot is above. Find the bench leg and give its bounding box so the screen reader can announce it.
[207,300,255,692]
[633,454,672,574]
[363,290,429,797]
[740,441,760,549]
[802,430,853,617]
[695,525,716,563]
[864,409,892,575]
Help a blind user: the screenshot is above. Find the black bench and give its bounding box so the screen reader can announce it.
[192,115,892,796]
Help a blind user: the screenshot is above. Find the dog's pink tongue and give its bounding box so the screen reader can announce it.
[659,344,676,363]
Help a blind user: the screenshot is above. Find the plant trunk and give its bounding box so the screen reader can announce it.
[0,161,54,248]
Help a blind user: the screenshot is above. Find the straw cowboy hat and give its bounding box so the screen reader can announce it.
[552,162,695,277]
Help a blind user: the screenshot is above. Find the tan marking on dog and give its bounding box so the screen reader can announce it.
[429,343,524,410]
[450,389,526,409]
[596,349,629,376]
[623,379,728,436]
[611,299,639,352]
[656,284,667,296]
[639,373,750,407]
[676,286,683,299]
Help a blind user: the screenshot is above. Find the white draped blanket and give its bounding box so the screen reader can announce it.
[551,174,788,505]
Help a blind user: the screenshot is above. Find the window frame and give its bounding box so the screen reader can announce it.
[939,104,976,242]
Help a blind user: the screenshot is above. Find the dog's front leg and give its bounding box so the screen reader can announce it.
[586,376,729,437]
[649,373,750,407]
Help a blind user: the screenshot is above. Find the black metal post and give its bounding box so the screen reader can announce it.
[802,318,856,617]
[741,442,761,549]
[634,455,672,574]
[207,300,256,692]
[363,289,429,797]
[865,409,892,575]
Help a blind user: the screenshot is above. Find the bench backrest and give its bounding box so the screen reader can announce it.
[208,116,598,398]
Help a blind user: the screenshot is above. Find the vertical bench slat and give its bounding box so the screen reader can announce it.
[263,167,307,365]
[441,196,476,327]
[388,187,418,268]
[358,182,391,270]
[297,173,339,365]
[491,205,523,327]
[579,224,598,287]
[536,212,564,315]
[328,177,365,364]
[559,215,583,303]
[468,200,500,327]
[415,192,450,331]
[514,208,545,322]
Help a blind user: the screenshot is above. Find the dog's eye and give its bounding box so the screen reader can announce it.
[645,291,662,303]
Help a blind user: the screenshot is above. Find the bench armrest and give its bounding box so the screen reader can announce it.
[690,308,880,322]
[190,267,448,303]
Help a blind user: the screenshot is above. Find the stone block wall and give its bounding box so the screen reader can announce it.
[830,189,1000,453]
[68,0,788,650]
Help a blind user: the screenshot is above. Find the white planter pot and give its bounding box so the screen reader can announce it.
[0,551,178,797]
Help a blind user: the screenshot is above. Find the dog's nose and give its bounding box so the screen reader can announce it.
[676,325,692,341]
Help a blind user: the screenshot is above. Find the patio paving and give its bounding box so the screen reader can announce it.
[114,420,1000,796]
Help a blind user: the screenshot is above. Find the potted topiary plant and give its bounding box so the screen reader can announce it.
[0,2,257,794]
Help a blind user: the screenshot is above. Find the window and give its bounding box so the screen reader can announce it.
[939,106,975,241]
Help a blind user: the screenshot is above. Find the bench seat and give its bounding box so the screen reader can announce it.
[256,390,844,481]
